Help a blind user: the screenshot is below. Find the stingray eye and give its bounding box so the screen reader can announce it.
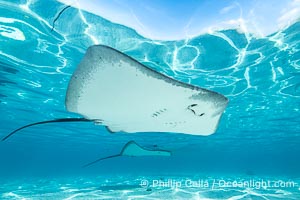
[187,104,205,117]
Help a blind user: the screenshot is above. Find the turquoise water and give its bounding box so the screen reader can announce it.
[1,0,300,199]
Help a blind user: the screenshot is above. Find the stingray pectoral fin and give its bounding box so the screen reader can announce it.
[105,126,120,133]
[82,154,121,168]
[1,118,92,141]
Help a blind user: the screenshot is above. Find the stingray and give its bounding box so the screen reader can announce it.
[83,140,171,168]
[2,45,228,141]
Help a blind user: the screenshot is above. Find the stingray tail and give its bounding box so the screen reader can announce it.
[82,154,121,168]
[2,118,92,141]
[51,5,71,32]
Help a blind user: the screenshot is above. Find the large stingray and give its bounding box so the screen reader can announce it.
[2,45,228,141]
[83,140,171,168]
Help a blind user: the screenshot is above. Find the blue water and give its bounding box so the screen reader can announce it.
[1,0,300,199]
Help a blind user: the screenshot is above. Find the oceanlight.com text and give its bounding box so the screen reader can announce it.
[140,179,299,190]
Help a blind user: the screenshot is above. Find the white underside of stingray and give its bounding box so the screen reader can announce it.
[66,45,228,135]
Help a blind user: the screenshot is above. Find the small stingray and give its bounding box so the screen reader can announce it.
[83,140,171,168]
[2,45,228,141]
